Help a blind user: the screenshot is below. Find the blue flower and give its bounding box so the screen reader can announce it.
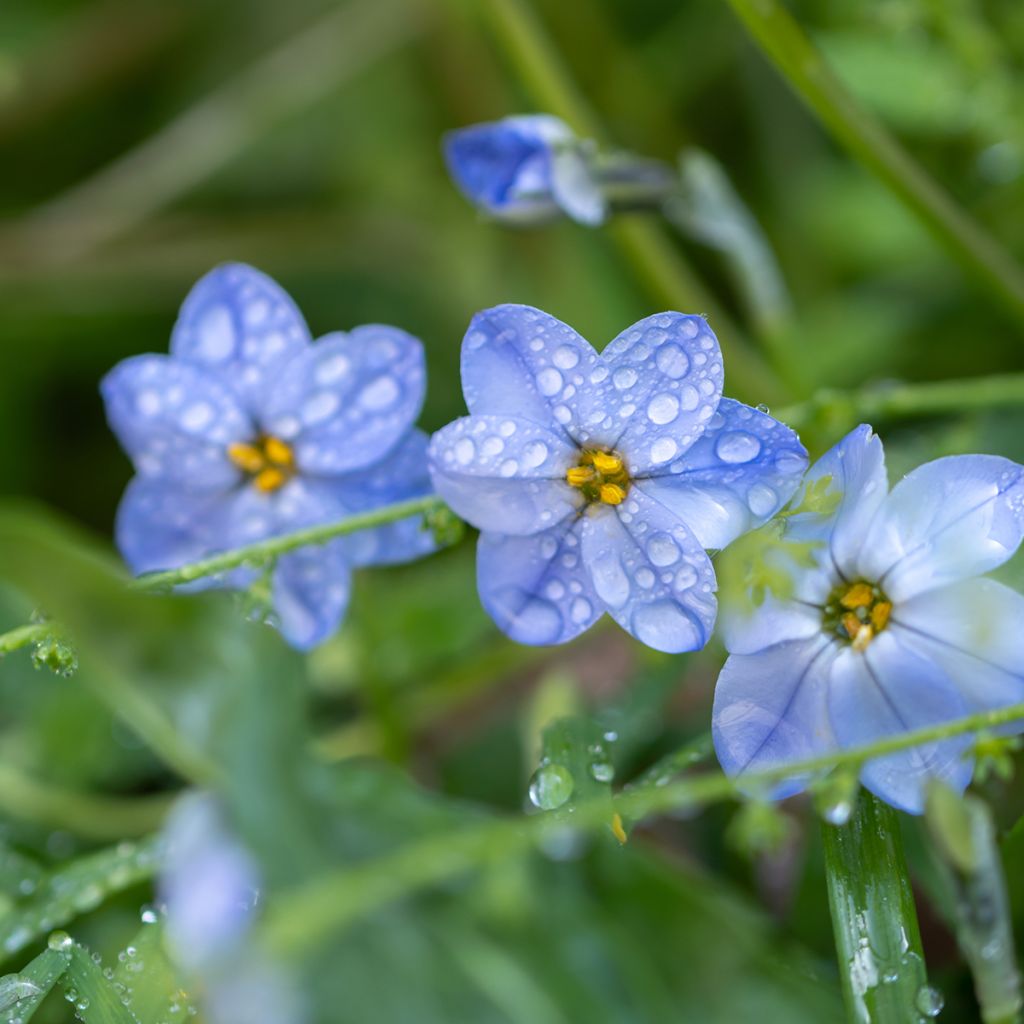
[443,115,606,226]
[712,426,1024,813]
[102,263,437,650]
[427,304,808,653]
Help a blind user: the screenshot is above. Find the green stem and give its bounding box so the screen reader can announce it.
[822,792,928,1024]
[134,495,444,591]
[726,0,1024,327]
[777,372,1024,432]
[262,700,1024,955]
[0,622,51,655]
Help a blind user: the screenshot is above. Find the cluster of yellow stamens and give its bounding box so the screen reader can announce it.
[566,449,630,506]
[227,436,295,493]
[824,580,892,652]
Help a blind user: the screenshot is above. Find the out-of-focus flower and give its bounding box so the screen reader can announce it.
[427,304,807,653]
[102,263,437,650]
[712,426,1024,813]
[443,115,606,225]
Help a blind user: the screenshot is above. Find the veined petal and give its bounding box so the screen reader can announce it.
[712,636,838,797]
[170,263,310,413]
[719,586,825,656]
[460,305,600,434]
[272,542,351,651]
[477,519,600,645]
[583,312,723,458]
[101,355,250,489]
[784,424,887,579]
[322,430,439,568]
[580,489,716,653]
[859,455,1024,601]
[428,415,580,535]
[636,399,808,549]
[891,578,1024,715]
[828,633,973,814]
[260,326,425,476]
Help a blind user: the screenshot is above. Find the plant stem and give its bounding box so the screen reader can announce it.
[0,622,51,655]
[726,0,1024,328]
[263,700,1024,955]
[822,791,929,1024]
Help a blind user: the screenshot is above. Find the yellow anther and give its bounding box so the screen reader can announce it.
[870,601,891,632]
[599,483,626,506]
[227,442,266,474]
[840,612,862,641]
[254,467,287,493]
[611,812,628,845]
[566,466,596,487]
[263,435,294,467]
[851,624,875,652]
[591,452,624,476]
[840,582,874,609]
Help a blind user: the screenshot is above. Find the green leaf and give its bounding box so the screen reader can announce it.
[0,838,160,963]
[0,948,69,1024]
[111,920,193,1024]
[64,943,138,1024]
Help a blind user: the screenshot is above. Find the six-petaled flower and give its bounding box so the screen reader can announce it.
[101,263,437,650]
[427,304,808,653]
[712,426,1024,813]
[443,114,606,226]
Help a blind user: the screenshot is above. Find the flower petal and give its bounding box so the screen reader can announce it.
[477,518,600,645]
[891,578,1024,714]
[636,399,808,549]
[859,455,1024,601]
[712,636,838,797]
[428,415,580,535]
[784,424,887,579]
[272,542,351,651]
[170,263,311,413]
[585,312,723,460]
[460,305,600,433]
[580,490,716,653]
[322,430,439,568]
[828,633,973,814]
[101,355,250,489]
[719,585,825,656]
[550,146,606,226]
[260,326,425,476]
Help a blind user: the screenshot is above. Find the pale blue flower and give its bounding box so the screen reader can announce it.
[427,304,808,653]
[444,115,606,225]
[712,426,1024,813]
[101,263,436,650]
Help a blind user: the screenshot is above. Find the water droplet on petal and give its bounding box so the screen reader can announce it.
[454,437,476,465]
[536,368,563,397]
[553,345,580,369]
[612,367,638,390]
[647,393,680,425]
[747,482,777,517]
[521,441,549,469]
[715,430,762,464]
[646,532,680,567]
[630,600,702,651]
[650,436,678,464]
[655,342,690,379]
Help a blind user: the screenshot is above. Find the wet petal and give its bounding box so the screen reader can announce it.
[712,636,838,797]
[428,415,580,535]
[272,542,351,651]
[891,578,1024,714]
[784,424,887,579]
[324,430,439,568]
[460,305,600,434]
[582,312,723,458]
[477,518,600,645]
[260,326,425,476]
[101,355,250,489]
[859,455,1024,601]
[636,399,808,549]
[170,263,310,413]
[719,585,825,656]
[550,146,606,226]
[580,489,716,653]
[829,632,973,814]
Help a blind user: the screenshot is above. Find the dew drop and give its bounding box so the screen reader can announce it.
[590,760,615,783]
[553,345,580,369]
[47,931,73,952]
[361,375,400,410]
[453,437,476,466]
[655,342,691,379]
[715,430,762,464]
[631,600,701,651]
[612,367,638,390]
[647,393,680,425]
[747,482,777,517]
[914,985,944,1018]
[679,385,700,411]
[590,548,631,609]
[646,532,680,567]
[499,458,519,477]
[536,367,563,397]
[521,441,549,469]
[570,597,593,624]
[528,764,574,810]
[650,436,678,464]
[315,353,350,385]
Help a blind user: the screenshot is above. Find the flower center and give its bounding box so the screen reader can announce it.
[823,580,892,652]
[566,449,630,506]
[227,435,295,493]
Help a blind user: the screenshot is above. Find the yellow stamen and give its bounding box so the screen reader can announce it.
[840,582,874,609]
[852,624,874,652]
[599,483,626,506]
[263,435,294,467]
[254,467,287,493]
[870,601,891,632]
[840,612,862,641]
[611,812,628,845]
[566,466,596,487]
[227,442,266,474]
[591,452,624,476]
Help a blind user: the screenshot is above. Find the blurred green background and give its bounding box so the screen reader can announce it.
[2,0,1024,1021]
